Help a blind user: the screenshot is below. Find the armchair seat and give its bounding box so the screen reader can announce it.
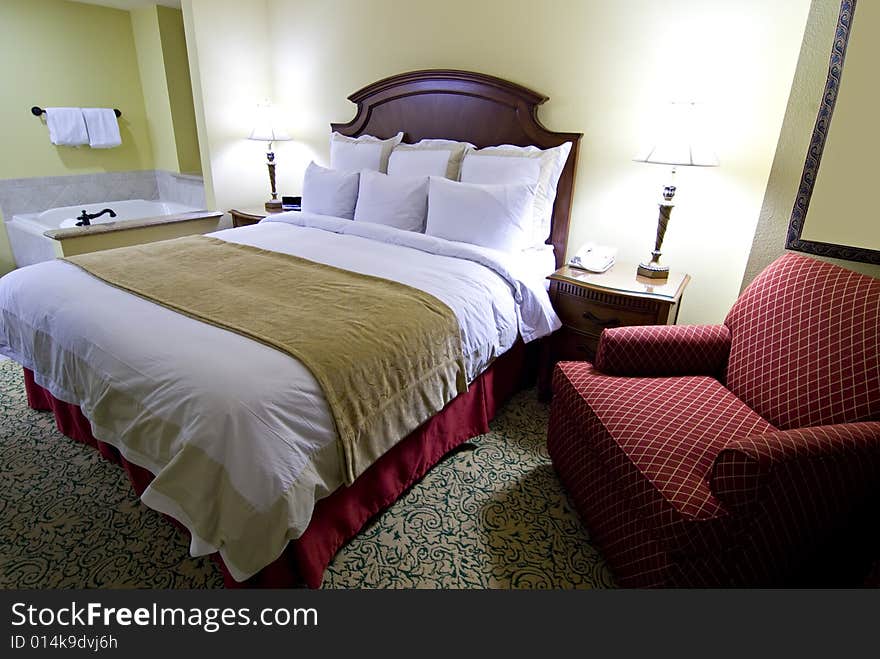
[548,253,880,586]
[552,364,774,522]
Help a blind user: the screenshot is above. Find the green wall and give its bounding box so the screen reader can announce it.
[131,5,201,175]
[131,5,178,173]
[0,0,154,273]
[157,6,201,174]
[0,1,202,274]
[0,0,154,179]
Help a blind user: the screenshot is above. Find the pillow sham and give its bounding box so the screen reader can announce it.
[354,170,429,232]
[425,177,535,253]
[459,142,572,247]
[459,155,542,187]
[329,131,403,173]
[388,139,475,179]
[301,161,360,219]
[387,149,452,178]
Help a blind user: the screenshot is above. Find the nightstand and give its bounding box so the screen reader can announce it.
[228,207,285,228]
[540,262,690,395]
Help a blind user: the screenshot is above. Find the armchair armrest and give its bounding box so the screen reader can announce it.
[711,422,880,512]
[593,324,730,377]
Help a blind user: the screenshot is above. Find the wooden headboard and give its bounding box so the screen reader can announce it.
[331,69,582,267]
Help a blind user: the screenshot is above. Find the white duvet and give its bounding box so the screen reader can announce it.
[0,212,560,580]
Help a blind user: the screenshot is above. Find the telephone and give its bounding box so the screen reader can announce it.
[568,243,617,273]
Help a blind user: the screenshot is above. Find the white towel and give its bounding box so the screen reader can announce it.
[45,107,89,146]
[82,108,122,149]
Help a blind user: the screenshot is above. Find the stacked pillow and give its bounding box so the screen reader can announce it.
[459,142,572,248]
[301,162,360,219]
[354,170,429,232]
[388,139,474,179]
[329,131,403,173]
[424,177,534,253]
[300,132,572,255]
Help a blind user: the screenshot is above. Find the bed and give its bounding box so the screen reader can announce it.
[0,70,581,588]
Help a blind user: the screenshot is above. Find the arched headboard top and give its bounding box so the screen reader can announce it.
[345,69,549,112]
[330,69,582,267]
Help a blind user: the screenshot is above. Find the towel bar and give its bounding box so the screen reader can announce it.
[31,106,121,118]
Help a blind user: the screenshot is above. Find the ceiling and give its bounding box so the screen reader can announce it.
[72,0,181,10]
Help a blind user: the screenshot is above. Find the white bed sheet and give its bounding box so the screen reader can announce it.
[0,212,560,580]
[520,244,558,290]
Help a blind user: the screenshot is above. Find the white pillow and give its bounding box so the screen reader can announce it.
[354,170,429,232]
[387,150,451,178]
[425,177,535,253]
[460,155,542,186]
[330,131,403,173]
[301,161,360,219]
[460,142,572,247]
[388,139,475,179]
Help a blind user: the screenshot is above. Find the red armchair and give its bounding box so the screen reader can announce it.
[547,253,880,586]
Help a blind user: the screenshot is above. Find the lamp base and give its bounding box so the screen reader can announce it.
[637,260,670,279]
[264,199,282,212]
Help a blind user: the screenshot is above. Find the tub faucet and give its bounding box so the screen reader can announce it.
[75,208,117,227]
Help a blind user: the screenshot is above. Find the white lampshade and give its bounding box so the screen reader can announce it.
[634,101,718,167]
[248,102,291,142]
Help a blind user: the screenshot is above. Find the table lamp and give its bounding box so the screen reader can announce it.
[248,102,291,212]
[633,102,718,279]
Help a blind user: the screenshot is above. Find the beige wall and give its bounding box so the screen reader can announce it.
[184,0,811,323]
[742,0,880,287]
[181,0,273,214]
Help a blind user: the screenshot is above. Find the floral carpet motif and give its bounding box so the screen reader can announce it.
[0,360,614,588]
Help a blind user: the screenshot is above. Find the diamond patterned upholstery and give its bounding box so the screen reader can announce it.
[595,324,730,378]
[547,253,880,586]
[552,362,774,520]
[713,422,880,511]
[725,253,880,429]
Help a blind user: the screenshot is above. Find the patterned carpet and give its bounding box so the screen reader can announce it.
[0,359,614,588]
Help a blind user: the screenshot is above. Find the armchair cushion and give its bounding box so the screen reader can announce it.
[594,324,730,378]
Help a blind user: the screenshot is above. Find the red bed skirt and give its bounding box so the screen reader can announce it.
[23,341,531,588]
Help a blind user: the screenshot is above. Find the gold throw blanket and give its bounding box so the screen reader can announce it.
[65,235,467,484]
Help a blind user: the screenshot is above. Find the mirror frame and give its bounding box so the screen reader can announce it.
[786,0,879,265]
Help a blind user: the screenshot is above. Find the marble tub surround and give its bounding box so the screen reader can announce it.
[156,170,206,208]
[1,171,209,268]
[7,200,211,267]
[0,170,205,221]
[0,171,159,220]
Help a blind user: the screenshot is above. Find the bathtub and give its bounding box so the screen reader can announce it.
[6,200,204,266]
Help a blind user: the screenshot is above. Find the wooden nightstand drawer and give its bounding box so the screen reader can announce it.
[555,292,658,336]
[553,327,600,362]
